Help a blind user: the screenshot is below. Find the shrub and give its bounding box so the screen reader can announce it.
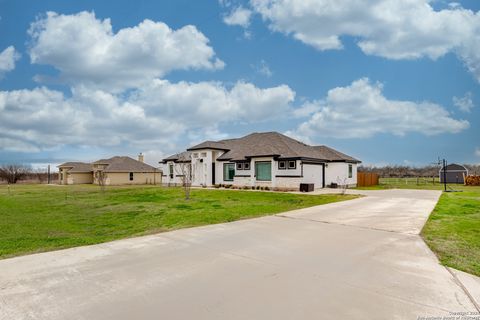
[214,184,220,188]
[264,186,270,191]
[465,175,480,186]
[251,186,256,190]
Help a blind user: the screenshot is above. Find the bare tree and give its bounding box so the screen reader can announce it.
[337,177,348,195]
[94,170,107,192]
[0,164,30,184]
[174,160,194,200]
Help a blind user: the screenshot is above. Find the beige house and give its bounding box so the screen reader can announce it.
[58,154,161,185]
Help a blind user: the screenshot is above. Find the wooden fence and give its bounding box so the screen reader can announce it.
[357,172,379,187]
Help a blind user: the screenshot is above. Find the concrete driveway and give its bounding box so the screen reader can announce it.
[0,189,478,319]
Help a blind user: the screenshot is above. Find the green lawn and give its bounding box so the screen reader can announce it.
[357,178,480,276]
[421,186,480,276]
[0,184,356,259]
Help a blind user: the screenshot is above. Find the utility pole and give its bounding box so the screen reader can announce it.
[442,159,447,192]
[47,165,51,184]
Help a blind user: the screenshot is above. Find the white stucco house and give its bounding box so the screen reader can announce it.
[161,132,361,190]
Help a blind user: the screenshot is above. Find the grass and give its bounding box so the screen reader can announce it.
[0,184,357,259]
[421,186,480,276]
[357,177,480,276]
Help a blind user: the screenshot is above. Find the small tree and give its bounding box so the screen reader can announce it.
[337,177,348,195]
[94,170,107,192]
[175,160,194,200]
[0,164,30,184]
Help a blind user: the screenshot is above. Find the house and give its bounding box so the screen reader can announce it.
[58,154,161,185]
[161,132,360,190]
[439,163,468,184]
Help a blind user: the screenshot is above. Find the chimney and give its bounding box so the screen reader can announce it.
[138,152,144,163]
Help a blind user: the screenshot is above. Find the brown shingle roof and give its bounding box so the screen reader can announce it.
[161,151,192,163]
[167,132,361,163]
[57,162,93,173]
[312,145,360,162]
[93,156,159,172]
[187,141,230,151]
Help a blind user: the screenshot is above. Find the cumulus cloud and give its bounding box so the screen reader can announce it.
[130,79,294,125]
[0,46,20,78]
[28,11,224,91]
[290,78,469,139]
[0,80,294,152]
[475,147,480,157]
[223,6,253,27]
[251,0,480,81]
[453,92,474,112]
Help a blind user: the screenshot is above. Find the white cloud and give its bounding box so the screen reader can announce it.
[223,6,253,27]
[130,79,294,125]
[291,78,469,139]
[453,92,474,112]
[0,46,20,78]
[28,11,224,91]
[251,0,480,81]
[252,59,273,77]
[0,80,294,152]
[475,148,480,157]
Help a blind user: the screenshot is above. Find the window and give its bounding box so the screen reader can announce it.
[169,164,174,178]
[201,152,207,157]
[236,162,243,170]
[255,162,272,181]
[244,162,250,170]
[288,160,296,169]
[348,164,353,178]
[278,161,286,170]
[224,163,235,181]
[192,153,198,158]
[129,172,134,181]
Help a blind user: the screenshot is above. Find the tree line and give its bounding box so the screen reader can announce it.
[0,164,58,184]
[359,164,480,177]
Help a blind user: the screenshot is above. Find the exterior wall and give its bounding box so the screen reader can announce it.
[439,171,467,184]
[275,177,303,189]
[324,162,357,187]
[191,150,214,186]
[95,172,161,185]
[162,161,187,186]
[58,169,93,185]
[68,173,93,185]
[59,168,68,184]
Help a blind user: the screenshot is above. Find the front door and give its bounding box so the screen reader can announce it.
[212,163,215,185]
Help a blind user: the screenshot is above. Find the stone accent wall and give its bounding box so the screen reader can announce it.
[233,176,253,187]
[275,177,303,189]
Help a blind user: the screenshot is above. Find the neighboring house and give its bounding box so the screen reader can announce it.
[161,132,360,189]
[58,154,161,185]
[58,162,93,185]
[439,163,468,184]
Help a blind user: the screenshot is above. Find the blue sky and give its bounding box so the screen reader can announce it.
[0,0,479,168]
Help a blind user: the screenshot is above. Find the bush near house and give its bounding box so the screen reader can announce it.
[465,175,480,186]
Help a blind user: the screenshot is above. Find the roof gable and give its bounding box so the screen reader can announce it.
[93,156,158,172]
[57,162,93,173]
